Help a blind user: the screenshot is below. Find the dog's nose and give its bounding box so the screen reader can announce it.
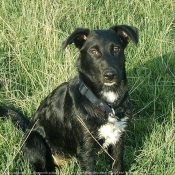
[103,69,117,81]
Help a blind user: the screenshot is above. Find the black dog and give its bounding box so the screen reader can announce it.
[1,25,138,174]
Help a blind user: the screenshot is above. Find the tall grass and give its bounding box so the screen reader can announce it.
[0,0,174,174]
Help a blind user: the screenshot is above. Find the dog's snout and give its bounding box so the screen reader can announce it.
[103,69,117,81]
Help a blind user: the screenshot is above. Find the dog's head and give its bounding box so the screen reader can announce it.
[62,25,138,90]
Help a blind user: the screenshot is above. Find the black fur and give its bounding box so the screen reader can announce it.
[0,106,29,132]
[1,25,138,174]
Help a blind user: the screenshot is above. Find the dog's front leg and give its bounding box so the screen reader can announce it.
[77,142,97,175]
[108,135,125,174]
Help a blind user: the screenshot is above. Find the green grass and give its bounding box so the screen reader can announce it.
[0,0,175,174]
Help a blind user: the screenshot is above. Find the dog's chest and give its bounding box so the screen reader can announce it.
[98,90,127,148]
[98,117,126,148]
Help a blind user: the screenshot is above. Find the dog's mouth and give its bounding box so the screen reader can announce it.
[104,81,117,86]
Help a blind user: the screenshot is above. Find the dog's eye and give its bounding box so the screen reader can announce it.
[91,49,99,55]
[113,47,120,53]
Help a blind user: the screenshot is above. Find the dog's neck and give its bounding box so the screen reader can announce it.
[79,80,116,117]
[101,80,128,105]
[78,71,128,105]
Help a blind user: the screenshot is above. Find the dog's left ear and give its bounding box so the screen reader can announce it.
[110,25,139,47]
[62,28,90,50]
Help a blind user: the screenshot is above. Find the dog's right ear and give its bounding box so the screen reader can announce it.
[62,28,90,50]
[110,25,139,47]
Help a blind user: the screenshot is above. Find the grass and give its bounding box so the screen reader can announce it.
[0,0,175,174]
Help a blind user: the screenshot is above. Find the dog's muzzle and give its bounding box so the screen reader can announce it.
[103,68,118,86]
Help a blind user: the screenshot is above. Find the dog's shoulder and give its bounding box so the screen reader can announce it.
[40,76,80,106]
[30,77,79,121]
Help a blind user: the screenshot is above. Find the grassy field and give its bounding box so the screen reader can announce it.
[0,0,175,174]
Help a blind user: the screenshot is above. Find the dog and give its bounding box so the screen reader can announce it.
[1,25,138,174]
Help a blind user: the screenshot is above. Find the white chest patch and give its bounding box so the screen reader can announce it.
[98,118,127,148]
[102,91,118,103]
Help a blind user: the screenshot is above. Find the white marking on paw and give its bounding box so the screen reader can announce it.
[102,91,118,103]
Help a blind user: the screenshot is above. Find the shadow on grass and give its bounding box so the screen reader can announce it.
[124,52,174,172]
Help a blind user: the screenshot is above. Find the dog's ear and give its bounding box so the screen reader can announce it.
[110,25,139,47]
[62,28,90,49]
